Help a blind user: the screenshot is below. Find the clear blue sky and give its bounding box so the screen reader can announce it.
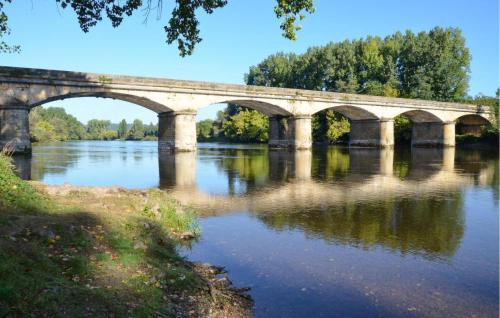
[2,0,499,124]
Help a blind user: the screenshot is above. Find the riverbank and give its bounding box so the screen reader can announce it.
[0,155,251,317]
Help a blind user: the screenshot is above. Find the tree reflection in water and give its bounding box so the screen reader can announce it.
[257,193,464,261]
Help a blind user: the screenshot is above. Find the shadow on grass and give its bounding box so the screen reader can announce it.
[0,197,207,317]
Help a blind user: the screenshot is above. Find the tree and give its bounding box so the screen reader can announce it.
[393,115,412,143]
[1,0,315,56]
[246,27,470,102]
[43,107,86,140]
[312,110,350,143]
[87,119,111,140]
[31,120,57,142]
[128,119,145,140]
[196,119,215,141]
[399,27,470,101]
[101,130,118,140]
[144,122,158,139]
[223,109,268,143]
[0,0,19,53]
[468,92,499,130]
[117,119,128,139]
[29,106,86,142]
[245,53,299,88]
[245,27,472,143]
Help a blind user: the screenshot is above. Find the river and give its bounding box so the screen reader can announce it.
[11,141,499,318]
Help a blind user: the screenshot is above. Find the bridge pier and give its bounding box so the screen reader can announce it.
[158,111,197,152]
[158,152,196,189]
[268,115,312,149]
[379,148,394,176]
[268,116,287,148]
[268,149,312,181]
[412,121,455,147]
[0,104,32,154]
[442,147,456,172]
[349,118,394,148]
[294,150,312,180]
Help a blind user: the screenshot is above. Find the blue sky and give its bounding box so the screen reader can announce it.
[2,0,499,124]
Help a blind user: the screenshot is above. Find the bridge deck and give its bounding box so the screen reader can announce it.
[0,66,486,112]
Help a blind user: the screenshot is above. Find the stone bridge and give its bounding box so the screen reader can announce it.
[0,66,494,153]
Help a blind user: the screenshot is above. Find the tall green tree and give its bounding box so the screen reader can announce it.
[245,53,299,88]
[223,109,269,143]
[117,119,128,139]
[128,119,145,140]
[144,122,158,139]
[196,119,216,141]
[399,27,470,101]
[87,119,111,140]
[245,27,472,143]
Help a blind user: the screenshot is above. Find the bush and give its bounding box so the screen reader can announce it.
[0,154,49,212]
[223,109,269,143]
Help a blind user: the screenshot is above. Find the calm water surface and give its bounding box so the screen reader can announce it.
[13,141,499,318]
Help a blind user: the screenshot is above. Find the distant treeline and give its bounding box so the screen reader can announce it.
[29,107,158,142]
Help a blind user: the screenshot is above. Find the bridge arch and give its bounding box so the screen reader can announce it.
[194,100,291,148]
[393,109,443,123]
[197,99,292,117]
[453,114,492,125]
[392,110,456,147]
[312,105,379,120]
[454,114,493,137]
[29,91,173,114]
[309,105,382,146]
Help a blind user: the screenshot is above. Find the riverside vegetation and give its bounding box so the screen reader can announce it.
[0,154,252,317]
[29,107,158,142]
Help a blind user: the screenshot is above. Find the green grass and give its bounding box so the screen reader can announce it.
[0,154,203,317]
[142,199,201,236]
[0,155,51,213]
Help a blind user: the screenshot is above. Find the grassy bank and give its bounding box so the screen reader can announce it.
[0,154,251,317]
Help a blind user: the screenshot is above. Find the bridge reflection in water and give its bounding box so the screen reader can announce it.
[157,146,496,260]
[11,145,497,260]
[159,147,494,207]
